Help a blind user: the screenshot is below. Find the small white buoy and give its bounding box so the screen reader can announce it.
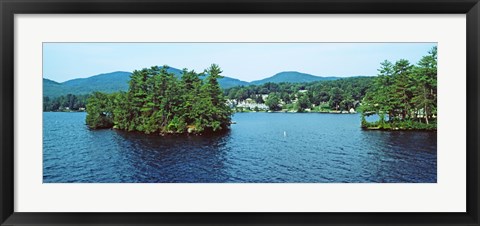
[284,131,287,137]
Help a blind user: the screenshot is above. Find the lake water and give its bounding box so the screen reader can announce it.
[43,112,437,183]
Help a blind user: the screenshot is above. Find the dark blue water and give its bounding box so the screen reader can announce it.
[43,112,437,183]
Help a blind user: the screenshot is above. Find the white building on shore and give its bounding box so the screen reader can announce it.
[227,99,269,110]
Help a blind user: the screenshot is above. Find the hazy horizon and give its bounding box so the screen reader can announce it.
[43,42,437,83]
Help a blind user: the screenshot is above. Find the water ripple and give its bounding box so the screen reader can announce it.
[43,112,437,183]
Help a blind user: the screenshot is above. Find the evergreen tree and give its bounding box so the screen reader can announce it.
[329,87,344,110]
[297,93,311,112]
[412,46,437,124]
[361,47,437,130]
[86,64,232,134]
[86,92,113,129]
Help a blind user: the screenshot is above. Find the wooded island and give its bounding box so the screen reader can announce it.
[85,64,232,134]
[360,46,437,130]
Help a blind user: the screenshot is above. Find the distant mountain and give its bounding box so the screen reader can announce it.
[43,67,364,98]
[43,78,70,98]
[44,71,132,98]
[218,77,250,88]
[251,71,340,85]
[198,73,250,88]
[61,71,132,95]
[44,78,61,85]
[43,67,250,98]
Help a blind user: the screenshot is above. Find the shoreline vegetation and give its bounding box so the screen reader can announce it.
[85,64,232,135]
[360,47,437,131]
[45,47,437,133]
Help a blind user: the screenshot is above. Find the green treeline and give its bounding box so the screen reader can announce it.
[43,94,89,112]
[86,64,232,134]
[360,46,437,130]
[59,48,437,132]
[224,77,374,112]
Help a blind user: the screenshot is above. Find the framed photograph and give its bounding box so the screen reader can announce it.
[1,0,479,225]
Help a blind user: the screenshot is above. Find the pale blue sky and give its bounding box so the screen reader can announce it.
[43,43,436,82]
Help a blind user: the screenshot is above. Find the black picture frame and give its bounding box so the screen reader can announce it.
[1,0,479,225]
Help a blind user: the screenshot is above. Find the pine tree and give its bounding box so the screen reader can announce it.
[86,64,233,134]
[86,92,113,129]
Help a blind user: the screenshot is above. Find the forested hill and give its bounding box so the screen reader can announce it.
[44,71,132,98]
[251,71,339,85]
[43,66,250,98]
[43,68,353,98]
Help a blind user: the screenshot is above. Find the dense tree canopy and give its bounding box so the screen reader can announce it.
[86,64,232,134]
[224,76,374,112]
[361,46,437,130]
[43,94,88,112]
[265,93,282,111]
